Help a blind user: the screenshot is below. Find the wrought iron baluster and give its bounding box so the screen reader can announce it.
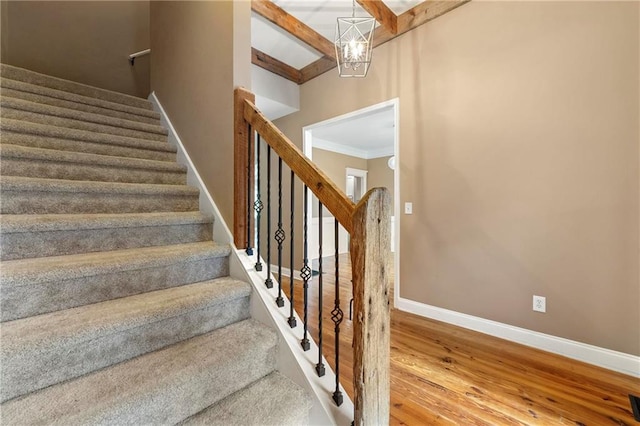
[300,185,311,350]
[265,146,273,288]
[316,201,325,377]
[275,158,285,307]
[245,123,253,256]
[287,170,297,328]
[254,134,263,271]
[332,218,343,406]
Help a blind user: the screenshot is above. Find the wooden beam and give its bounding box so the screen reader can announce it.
[397,0,469,33]
[300,55,336,84]
[252,47,303,84]
[300,0,470,83]
[252,0,336,60]
[351,188,391,426]
[356,0,398,35]
[234,87,256,249]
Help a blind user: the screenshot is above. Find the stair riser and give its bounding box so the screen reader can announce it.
[1,223,212,260]
[1,64,153,110]
[1,257,230,321]
[0,85,160,125]
[1,87,160,125]
[2,108,167,142]
[1,157,187,185]
[1,191,199,214]
[2,132,176,162]
[2,297,250,402]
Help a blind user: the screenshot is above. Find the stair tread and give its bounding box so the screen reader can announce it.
[1,118,176,154]
[0,144,186,173]
[1,241,230,286]
[1,77,160,120]
[1,212,210,233]
[2,107,168,142]
[1,64,153,110]
[1,175,199,195]
[182,372,311,426]
[2,278,251,355]
[1,319,277,425]
[1,96,167,135]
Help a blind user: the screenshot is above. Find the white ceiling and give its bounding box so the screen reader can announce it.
[312,104,395,159]
[253,0,424,69]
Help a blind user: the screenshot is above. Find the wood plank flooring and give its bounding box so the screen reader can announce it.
[282,254,640,425]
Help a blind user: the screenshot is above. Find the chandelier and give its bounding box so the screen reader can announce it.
[335,0,375,77]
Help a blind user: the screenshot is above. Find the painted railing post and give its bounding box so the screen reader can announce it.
[351,187,391,426]
[234,87,255,248]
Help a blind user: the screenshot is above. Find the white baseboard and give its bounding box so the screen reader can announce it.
[396,297,640,378]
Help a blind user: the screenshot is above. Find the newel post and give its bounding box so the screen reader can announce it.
[350,187,391,426]
[234,87,255,249]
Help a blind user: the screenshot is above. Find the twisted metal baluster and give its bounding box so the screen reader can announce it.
[316,201,325,376]
[287,170,297,328]
[275,158,285,307]
[332,218,343,406]
[300,185,311,350]
[254,133,263,271]
[245,123,253,256]
[264,146,273,288]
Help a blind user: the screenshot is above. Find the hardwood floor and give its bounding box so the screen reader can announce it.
[283,254,640,425]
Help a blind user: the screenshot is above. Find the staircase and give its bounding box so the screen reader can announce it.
[0,64,311,425]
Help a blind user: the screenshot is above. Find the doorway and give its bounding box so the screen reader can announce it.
[346,167,367,204]
[302,99,399,305]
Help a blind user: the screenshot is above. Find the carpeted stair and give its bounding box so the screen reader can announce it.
[0,64,311,425]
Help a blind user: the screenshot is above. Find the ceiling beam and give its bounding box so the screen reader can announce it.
[397,0,469,33]
[300,0,470,83]
[356,0,398,35]
[251,0,336,60]
[373,0,470,47]
[252,47,303,84]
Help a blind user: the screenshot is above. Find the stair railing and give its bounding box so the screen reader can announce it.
[234,87,391,425]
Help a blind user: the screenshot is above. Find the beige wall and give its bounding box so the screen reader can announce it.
[1,1,150,98]
[275,1,639,355]
[150,1,250,228]
[367,156,395,215]
[313,148,368,191]
[311,148,395,215]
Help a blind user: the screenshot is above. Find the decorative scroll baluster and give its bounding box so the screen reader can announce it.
[288,170,297,328]
[254,134,263,271]
[316,201,325,377]
[300,185,311,350]
[332,218,344,406]
[265,146,273,288]
[275,158,285,307]
[245,123,253,256]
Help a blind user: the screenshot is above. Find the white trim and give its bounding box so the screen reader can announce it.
[396,297,640,378]
[313,138,394,160]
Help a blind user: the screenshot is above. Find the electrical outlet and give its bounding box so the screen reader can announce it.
[533,295,546,313]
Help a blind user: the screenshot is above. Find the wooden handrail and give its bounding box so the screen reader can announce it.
[242,99,355,233]
[234,87,390,425]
